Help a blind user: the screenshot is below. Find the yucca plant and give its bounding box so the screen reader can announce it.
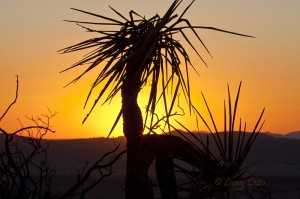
[174,82,265,198]
[60,1,253,198]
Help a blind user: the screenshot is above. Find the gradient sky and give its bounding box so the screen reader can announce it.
[1,0,299,139]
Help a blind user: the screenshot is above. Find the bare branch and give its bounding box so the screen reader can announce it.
[0,75,19,121]
[12,126,55,136]
[59,145,126,199]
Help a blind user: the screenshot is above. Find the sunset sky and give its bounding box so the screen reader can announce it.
[1,0,299,139]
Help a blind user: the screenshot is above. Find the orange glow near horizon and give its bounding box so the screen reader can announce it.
[1,1,300,139]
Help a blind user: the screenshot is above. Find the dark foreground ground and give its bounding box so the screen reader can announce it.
[50,175,300,199]
[2,132,300,198]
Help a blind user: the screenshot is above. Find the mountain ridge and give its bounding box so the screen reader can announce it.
[36,130,300,141]
[1,131,300,177]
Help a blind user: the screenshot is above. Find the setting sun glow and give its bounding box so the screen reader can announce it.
[1,0,299,139]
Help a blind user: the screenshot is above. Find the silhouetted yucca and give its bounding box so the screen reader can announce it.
[173,82,265,198]
[60,1,256,198]
[59,0,253,137]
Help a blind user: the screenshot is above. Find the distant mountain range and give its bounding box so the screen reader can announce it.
[1,131,300,177]
[265,130,300,139]
[0,131,300,176]
[38,131,300,177]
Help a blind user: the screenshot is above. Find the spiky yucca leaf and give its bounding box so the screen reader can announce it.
[196,82,264,168]
[60,0,253,137]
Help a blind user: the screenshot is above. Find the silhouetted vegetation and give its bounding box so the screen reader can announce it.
[168,82,265,198]
[0,76,125,199]
[59,0,269,198]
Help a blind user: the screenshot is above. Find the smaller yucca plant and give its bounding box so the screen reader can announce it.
[173,82,265,198]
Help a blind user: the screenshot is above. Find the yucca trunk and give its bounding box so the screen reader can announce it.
[122,59,154,199]
[122,60,179,199]
[121,62,143,143]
